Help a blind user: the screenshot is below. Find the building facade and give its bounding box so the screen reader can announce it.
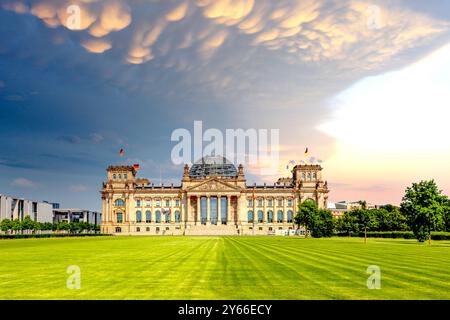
[0,194,54,223]
[101,156,329,235]
[53,208,101,226]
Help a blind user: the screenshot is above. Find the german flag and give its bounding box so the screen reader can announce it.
[133,164,140,170]
[119,148,124,157]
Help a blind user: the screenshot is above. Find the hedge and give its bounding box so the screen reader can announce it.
[0,233,111,240]
[336,231,450,240]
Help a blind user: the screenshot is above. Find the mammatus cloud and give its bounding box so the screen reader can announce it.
[6,0,447,66]
[81,38,112,53]
[166,2,189,22]
[11,178,36,188]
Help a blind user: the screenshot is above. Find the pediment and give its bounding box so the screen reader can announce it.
[186,178,241,192]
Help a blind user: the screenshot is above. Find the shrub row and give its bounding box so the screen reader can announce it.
[0,233,111,240]
[336,231,450,240]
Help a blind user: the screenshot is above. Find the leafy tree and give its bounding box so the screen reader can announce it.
[21,216,37,233]
[295,200,317,238]
[0,219,12,233]
[445,200,450,232]
[400,180,448,244]
[353,209,378,243]
[311,209,334,238]
[335,212,358,236]
[11,219,21,234]
[295,201,334,238]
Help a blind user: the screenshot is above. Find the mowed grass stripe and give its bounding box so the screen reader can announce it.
[230,237,342,299]
[250,240,448,298]
[0,236,449,299]
[237,237,371,299]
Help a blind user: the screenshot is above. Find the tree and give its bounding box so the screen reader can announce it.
[21,216,36,234]
[335,212,358,236]
[353,208,377,244]
[295,200,317,238]
[295,201,334,238]
[11,219,21,234]
[311,209,334,238]
[400,180,448,244]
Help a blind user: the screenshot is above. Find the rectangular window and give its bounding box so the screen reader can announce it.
[258,199,263,207]
[175,199,180,207]
[210,197,218,225]
[116,213,123,223]
[248,199,253,207]
[287,199,293,207]
[220,197,227,225]
[124,174,127,180]
[165,200,170,207]
[145,200,151,207]
[136,200,141,207]
[156,200,160,207]
[200,197,207,225]
[278,199,283,207]
[268,199,273,207]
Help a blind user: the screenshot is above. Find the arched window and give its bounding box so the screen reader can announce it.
[302,172,306,180]
[277,210,283,223]
[257,210,263,223]
[267,210,273,223]
[114,199,125,207]
[313,172,317,179]
[175,211,181,223]
[247,210,254,223]
[118,174,122,180]
[287,210,293,223]
[155,210,161,223]
[136,211,142,223]
[116,212,123,223]
[145,211,151,223]
[113,174,117,180]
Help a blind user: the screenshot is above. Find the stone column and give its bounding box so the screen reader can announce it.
[206,195,210,225]
[283,197,287,223]
[236,195,240,224]
[186,195,190,223]
[196,195,200,226]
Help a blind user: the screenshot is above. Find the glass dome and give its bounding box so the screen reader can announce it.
[189,156,237,178]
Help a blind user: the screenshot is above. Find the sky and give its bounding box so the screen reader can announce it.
[0,0,450,211]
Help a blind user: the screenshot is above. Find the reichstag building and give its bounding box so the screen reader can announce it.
[101,156,329,235]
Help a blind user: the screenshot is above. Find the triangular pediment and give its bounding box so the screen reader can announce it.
[186,178,241,192]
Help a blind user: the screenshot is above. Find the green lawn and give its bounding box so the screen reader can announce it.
[0,236,449,299]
